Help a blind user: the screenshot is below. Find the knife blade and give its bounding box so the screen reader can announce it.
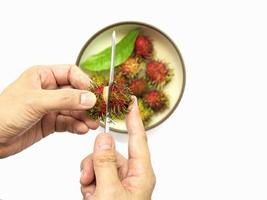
[105,31,116,133]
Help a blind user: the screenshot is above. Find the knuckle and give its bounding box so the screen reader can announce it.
[80,186,86,196]
[89,121,100,130]
[94,151,116,167]
[23,91,39,105]
[60,91,77,105]
[23,92,45,115]
[150,172,156,187]
[24,65,40,75]
[80,154,93,170]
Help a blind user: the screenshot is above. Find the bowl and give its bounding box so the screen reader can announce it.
[76,21,186,133]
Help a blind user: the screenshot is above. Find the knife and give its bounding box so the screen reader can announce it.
[105,31,116,133]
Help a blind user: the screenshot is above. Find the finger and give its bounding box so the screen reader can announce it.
[80,151,127,186]
[42,64,91,89]
[60,110,100,130]
[93,133,120,188]
[126,96,150,164]
[81,184,96,198]
[0,126,43,158]
[115,151,128,169]
[38,88,96,111]
[115,152,128,180]
[55,115,89,134]
[80,154,95,186]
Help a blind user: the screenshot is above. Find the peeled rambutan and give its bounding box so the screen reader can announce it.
[87,82,132,120]
[146,60,171,87]
[138,99,154,124]
[129,78,147,97]
[119,57,140,78]
[135,35,153,58]
[143,90,168,111]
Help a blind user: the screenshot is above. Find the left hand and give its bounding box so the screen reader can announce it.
[0,64,99,158]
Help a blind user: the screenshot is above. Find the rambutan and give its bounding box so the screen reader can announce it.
[87,82,132,120]
[143,90,168,111]
[109,83,132,119]
[129,78,147,97]
[114,72,128,86]
[135,35,153,58]
[138,99,154,124]
[89,73,108,86]
[146,60,171,87]
[119,57,140,78]
[87,85,106,120]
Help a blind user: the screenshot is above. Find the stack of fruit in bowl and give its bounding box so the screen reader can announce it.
[80,29,173,127]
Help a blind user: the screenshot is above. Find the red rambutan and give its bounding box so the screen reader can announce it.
[129,79,147,97]
[135,35,153,58]
[109,83,132,119]
[87,83,132,120]
[87,85,106,120]
[119,57,140,78]
[138,98,154,124]
[143,90,168,111]
[146,60,171,87]
[114,72,128,85]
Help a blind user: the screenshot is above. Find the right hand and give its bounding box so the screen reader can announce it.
[80,97,156,200]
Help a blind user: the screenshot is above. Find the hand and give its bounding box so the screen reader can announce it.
[80,97,156,200]
[0,65,99,158]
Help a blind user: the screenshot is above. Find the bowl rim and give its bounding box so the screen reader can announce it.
[76,21,186,133]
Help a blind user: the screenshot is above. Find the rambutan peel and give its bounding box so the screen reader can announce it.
[87,85,106,120]
[138,99,154,124]
[87,82,133,121]
[135,35,153,58]
[146,61,172,88]
[120,57,140,78]
[129,79,147,97]
[143,90,168,111]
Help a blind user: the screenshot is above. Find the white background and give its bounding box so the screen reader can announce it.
[0,0,267,199]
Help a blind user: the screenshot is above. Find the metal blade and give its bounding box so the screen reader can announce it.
[105,31,116,133]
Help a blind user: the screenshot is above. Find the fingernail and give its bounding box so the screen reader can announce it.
[80,92,96,108]
[132,96,138,106]
[85,192,92,200]
[128,96,137,111]
[96,134,112,151]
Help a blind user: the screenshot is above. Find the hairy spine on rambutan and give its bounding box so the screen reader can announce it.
[90,72,108,86]
[135,35,153,58]
[119,57,140,78]
[86,82,132,121]
[114,72,128,86]
[138,98,154,124]
[146,60,172,88]
[143,90,168,111]
[86,84,106,120]
[129,78,147,97]
[109,83,132,120]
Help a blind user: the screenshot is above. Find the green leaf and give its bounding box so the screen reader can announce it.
[80,29,139,72]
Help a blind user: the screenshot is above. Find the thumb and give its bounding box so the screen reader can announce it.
[93,133,120,188]
[38,88,96,111]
